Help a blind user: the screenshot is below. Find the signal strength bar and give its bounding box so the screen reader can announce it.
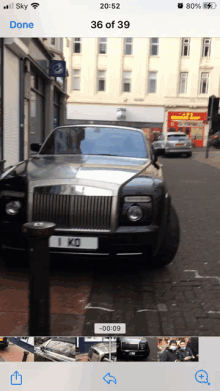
[3,3,14,9]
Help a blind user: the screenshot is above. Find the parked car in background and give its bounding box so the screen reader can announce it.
[0,337,9,349]
[0,125,180,268]
[117,337,150,360]
[88,342,117,362]
[152,132,192,157]
[34,337,76,362]
[209,131,220,148]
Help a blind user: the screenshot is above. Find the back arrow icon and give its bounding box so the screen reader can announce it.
[103,373,117,384]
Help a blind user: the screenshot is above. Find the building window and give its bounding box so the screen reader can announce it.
[51,38,55,45]
[72,70,81,90]
[124,38,133,55]
[182,38,190,56]
[73,38,81,54]
[123,71,132,92]
[148,72,157,93]
[202,38,211,57]
[98,70,106,91]
[99,38,107,54]
[60,38,63,52]
[200,72,209,94]
[179,72,188,93]
[150,38,159,55]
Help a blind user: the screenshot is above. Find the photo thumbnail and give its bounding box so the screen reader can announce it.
[34,337,77,362]
[0,337,34,362]
[157,337,199,362]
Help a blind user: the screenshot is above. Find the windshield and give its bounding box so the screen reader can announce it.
[44,341,75,358]
[40,126,148,158]
[167,134,187,141]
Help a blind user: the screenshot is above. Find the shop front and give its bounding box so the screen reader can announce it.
[0,39,3,168]
[168,111,208,147]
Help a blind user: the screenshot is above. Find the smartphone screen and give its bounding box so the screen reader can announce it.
[0,1,219,390]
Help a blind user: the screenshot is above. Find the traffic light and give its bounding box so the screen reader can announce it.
[208,95,219,121]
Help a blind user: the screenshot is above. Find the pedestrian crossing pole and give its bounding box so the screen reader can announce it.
[206,95,219,158]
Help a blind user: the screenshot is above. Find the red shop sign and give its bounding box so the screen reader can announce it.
[168,111,207,128]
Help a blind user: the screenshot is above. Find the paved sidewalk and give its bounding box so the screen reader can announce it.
[76,353,89,362]
[193,149,220,170]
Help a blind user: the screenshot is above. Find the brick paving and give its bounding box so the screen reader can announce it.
[0,150,219,336]
[76,353,89,362]
[0,342,34,362]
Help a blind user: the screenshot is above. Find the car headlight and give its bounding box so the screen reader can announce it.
[127,206,143,221]
[5,200,22,215]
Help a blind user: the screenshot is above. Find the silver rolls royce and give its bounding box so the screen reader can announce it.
[0,125,179,267]
[88,342,117,362]
[34,337,76,362]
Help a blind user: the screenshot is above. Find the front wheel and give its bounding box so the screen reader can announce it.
[143,347,150,358]
[143,205,180,268]
[186,152,192,157]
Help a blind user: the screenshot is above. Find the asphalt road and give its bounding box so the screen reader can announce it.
[0,151,220,336]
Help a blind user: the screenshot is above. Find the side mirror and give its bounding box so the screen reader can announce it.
[30,143,41,152]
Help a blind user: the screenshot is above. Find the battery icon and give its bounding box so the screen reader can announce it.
[203,2,217,8]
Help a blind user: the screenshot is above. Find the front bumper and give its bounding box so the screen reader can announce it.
[121,349,148,356]
[0,222,160,256]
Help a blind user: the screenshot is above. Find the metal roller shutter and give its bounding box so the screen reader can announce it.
[4,47,19,168]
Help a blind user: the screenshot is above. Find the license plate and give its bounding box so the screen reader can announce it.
[175,143,184,146]
[49,236,98,250]
[129,352,136,356]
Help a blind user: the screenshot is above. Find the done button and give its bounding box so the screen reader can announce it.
[10,21,34,28]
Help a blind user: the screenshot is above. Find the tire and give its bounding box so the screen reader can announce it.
[186,152,192,157]
[143,347,150,358]
[146,205,180,268]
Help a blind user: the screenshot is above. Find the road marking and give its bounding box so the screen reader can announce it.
[137,304,167,313]
[184,270,220,284]
[137,309,158,313]
[208,311,220,314]
[85,303,115,312]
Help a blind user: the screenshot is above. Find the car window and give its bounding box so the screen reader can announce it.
[43,341,75,358]
[40,127,148,158]
[167,134,187,141]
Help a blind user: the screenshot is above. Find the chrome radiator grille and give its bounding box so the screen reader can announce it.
[32,193,113,230]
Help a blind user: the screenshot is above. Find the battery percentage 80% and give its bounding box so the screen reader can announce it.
[186,3,202,8]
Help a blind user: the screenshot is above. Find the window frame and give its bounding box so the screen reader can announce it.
[181,38,190,57]
[179,72,188,94]
[148,71,157,93]
[202,38,211,58]
[73,38,82,54]
[99,38,107,54]
[200,72,209,94]
[97,70,106,92]
[123,71,132,92]
[124,38,133,55]
[72,69,81,91]
[150,38,159,56]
